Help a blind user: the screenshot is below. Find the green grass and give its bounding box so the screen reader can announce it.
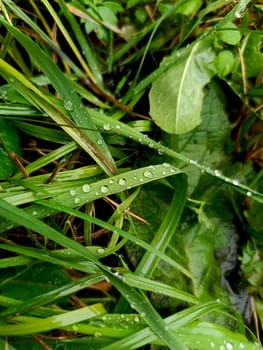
[0,0,263,349]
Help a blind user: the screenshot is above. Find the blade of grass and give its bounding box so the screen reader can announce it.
[136,174,187,278]
[2,0,84,76]
[0,304,106,335]
[56,0,103,87]
[0,58,116,176]
[0,19,117,175]
[0,198,187,349]
[0,272,105,318]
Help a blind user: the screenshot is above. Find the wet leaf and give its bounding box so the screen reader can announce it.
[149,38,215,134]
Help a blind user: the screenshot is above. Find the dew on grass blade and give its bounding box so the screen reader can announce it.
[103,123,111,131]
[101,185,109,193]
[118,178,126,186]
[64,100,74,111]
[82,184,91,193]
[143,170,154,178]
[74,197,80,204]
[70,189,76,196]
[214,169,222,176]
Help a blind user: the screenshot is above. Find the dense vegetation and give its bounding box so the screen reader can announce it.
[0,0,262,349]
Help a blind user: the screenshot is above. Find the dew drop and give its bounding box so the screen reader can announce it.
[148,142,154,148]
[190,159,198,165]
[101,185,109,193]
[143,170,154,178]
[246,191,252,197]
[97,139,103,145]
[118,178,126,186]
[233,179,240,186]
[238,344,245,349]
[214,169,222,176]
[158,149,164,155]
[225,342,234,350]
[94,332,102,337]
[64,100,74,111]
[109,179,114,184]
[97,247,105,254]
[134,316,140,323]
[82,184,91,193]
[103,123,111,131]
[74,197,80,204]
[116,125,121,130]
[70,189,76,196]
[32,210,38,216]
[210,341,215,348]
[162,162,170,168]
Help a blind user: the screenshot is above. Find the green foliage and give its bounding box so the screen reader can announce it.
[0,0,262,349]
[149,38,215,134]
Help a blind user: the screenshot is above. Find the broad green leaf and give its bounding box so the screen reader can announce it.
[218,22,241,46]
[164,83,230,194]
[176,0,202,16]
[149,38,215,134]
[214,50,235,77]
[243,33,263,78]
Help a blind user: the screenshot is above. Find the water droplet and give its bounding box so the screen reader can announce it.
[82,184,91,193]
[134,316,140,323]
[148,142,154,148]
[210,341,215,348]
[233,179,239,186]
[116,125,121,129]
[214,169,222,176]
[70,189,76,196]
[133,175,138,180]
[94,332,102,337]
[190,159,198,165]
[139,178,143,182]
[162,171,167,175]
[32,210,38,216]
[246,191,252,197]
[64,100,74,111]
[97,139,103,145]
[103,123,111,131]
[141,312,146,317]
[138,138,143,143]
[101,185,109,193]
[235,11,242,18]
[143,170,154,178]
[74,197,80,204]
[225,342,234,350]
[158,149,164,155]
[109,179,114,184]
[97,247,105,254]
[219,345,226,350]
[162,162,170,168]
[238,344,245,349]
[118,178,126,186]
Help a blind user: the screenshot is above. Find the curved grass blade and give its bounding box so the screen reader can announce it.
[2,0,84,76]
[0,19,117,175]
[0,272,104,318]
[0,304,106,335]
[136,174,187,278]
[90,111,263,203]
[0,199,187,349]
[0,58,116,176]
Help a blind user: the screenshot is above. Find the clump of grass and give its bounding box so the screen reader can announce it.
[0,0,262,349]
